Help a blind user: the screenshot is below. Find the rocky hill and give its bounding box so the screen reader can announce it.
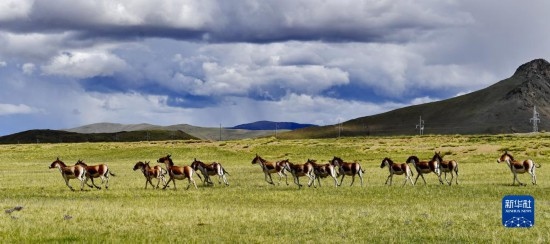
[279,59,550,138]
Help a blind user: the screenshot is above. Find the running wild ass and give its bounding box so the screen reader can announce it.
[380,157,414,186]
[157,155,198,190]
[497,151,540,186]
[330,156,365,187]
[191,158,229,186]
[75,160,116,189]
[133,161,168,189]
[49,158,87,191]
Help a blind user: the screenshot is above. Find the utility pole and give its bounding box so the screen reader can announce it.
[530,105,541,133]
[416,116,425,135]
[219,123,222,141]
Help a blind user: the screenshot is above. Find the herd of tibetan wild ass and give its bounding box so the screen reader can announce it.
[48,151,541,191]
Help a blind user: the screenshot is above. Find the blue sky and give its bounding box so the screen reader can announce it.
[1,0,550,136]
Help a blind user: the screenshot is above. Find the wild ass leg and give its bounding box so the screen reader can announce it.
[147,177,156,188]
[307,174,315,188]
[338,174,345,187]
[89,177,102,189]
[104,174,110,189]
[403,173,412,186]
[447,172,453,186]
[349,175,356,186]
[529,166,537,185]
[155,177,160,188]
[186,177,197,190]
[205,172,214,185]
[264,172,275,185]
[332,175,339,187]
[513,172,525,186]
[79,177,86,191]
[415,173,427,185]
[83,177,95,189]
[62,176,74,191]
[221,174,229,186]
[293,175,302,188]
[162,177,175,190]
[385,174,392,185]
[316,176,322,187]
[278,171,289,185]
[156,175,168,189]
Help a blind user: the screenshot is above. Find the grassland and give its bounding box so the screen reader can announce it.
[1,134,549,243]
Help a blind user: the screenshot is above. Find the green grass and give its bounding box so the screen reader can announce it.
[1,134,550,242]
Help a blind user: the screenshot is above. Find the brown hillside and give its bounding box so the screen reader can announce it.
[279,59,550,138]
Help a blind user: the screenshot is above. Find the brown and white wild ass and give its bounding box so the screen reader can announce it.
[497,151,541,186]
[49,158,87,191]
[306,159,339,187]
[281,159,316,188]
[432,152,459,185]
[330,156,365,187]
[191,158,229,186]
[133,161,168,189]
[406,156,443,185]
[380,157,414,186]
[251,154,289,185]
[75,160,116,189]
[157,155,198,190]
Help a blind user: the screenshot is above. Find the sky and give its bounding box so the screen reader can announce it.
[1,0,550,136]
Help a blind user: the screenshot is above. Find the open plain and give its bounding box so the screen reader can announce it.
[1,134,549,242]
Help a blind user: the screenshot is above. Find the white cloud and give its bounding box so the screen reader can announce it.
[0,103,38,115]
[0,61,6,67]
[22,63,35,74]
[0,0,32,21]
[192,62,349,96]
[42,51,128,78]
[410,96,437,105]
[0,32,69,62]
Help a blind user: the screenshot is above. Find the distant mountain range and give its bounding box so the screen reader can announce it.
[229,121,317,130]
[0,120,312,143]
[61,122,287,142]
[278,58,550,139]
[0,129,198,144]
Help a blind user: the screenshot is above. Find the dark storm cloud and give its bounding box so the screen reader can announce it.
[0,0,472,44]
